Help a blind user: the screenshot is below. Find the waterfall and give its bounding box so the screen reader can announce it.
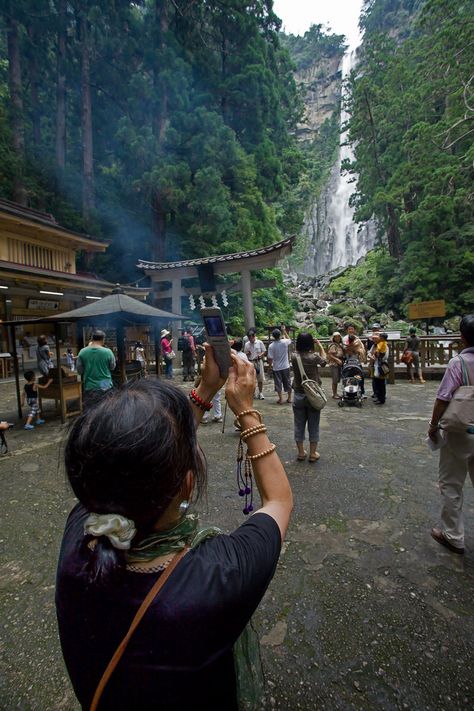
[302,49,376,277]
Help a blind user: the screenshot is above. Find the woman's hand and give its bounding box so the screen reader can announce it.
[197,344,226,401]
[225,353,256,415]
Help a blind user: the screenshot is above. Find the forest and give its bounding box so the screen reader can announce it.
[0,0,472,323]
[335,0,474,316]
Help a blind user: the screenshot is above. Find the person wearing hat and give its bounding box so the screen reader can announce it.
[267,326,292,404]
[161,329,174,379]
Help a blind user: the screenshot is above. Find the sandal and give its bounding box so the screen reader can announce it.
[430,528,464,554]
[297,452,307,461]
[308,452,321,463]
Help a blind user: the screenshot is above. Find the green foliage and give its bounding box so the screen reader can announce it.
[280,24,346,71]
[345,0,474,315]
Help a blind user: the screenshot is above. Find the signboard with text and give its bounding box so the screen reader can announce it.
[28,298,60,311]
[407,300,446,320]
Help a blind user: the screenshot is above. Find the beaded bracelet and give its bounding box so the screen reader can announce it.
[246,444,276,461]
[240,424,267,441]
[189,388,212,411]
[235,409,263,423]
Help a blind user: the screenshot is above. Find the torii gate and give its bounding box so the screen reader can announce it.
[137,236,295,339]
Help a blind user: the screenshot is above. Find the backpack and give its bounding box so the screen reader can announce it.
[182,336,192,353]
[294,353,327,411]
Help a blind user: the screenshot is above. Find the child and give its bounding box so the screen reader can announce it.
[65,348,76,371]
[21,371,52,430]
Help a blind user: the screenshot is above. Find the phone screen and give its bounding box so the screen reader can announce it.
[203,316,226,337]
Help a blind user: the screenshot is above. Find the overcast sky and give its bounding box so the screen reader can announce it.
[273,0,364,49]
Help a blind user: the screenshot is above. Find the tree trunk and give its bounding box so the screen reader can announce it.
[80,12,95,220]
[27,25,41,149]
[55,0,67,170]
[386,204,402,259]
[7,13,27,204]
[151,0,169,261]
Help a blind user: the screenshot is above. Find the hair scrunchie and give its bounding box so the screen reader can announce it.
[84,513,137,550]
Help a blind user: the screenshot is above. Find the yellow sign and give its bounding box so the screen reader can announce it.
[407,300,446,320]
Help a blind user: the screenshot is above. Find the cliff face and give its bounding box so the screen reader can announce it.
[295,54,341,142]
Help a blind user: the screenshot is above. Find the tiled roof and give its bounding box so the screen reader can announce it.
[137,235,296,271]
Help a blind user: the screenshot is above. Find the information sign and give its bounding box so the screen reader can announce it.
[407,300,446,320]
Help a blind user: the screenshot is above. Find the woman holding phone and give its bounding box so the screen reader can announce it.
[56,346,292,710]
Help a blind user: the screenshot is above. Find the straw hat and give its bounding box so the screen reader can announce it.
[160,329,170,338]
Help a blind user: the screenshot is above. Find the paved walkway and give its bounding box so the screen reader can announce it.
[0,378,473,710]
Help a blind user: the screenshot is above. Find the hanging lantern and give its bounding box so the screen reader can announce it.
[189,294,196,311]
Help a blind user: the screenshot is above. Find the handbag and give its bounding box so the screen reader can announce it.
[294,353,327,410]
[440,355,474,434]
[164,349,175,361]
[400,351,413,365]
[380,361,390,376]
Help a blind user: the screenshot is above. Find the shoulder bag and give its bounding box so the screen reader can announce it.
[440,355,474,434]
[294,353,327,411]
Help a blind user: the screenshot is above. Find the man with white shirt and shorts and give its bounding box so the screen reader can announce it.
[244,329,266,399]
[267,327,292,404]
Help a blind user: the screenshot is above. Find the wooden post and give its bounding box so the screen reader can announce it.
[116,322,127,385]
[388,341,395,385]
[241,269,255,330]
[54,322,66,424]
[9,324,22,420]
[154,323,161,378]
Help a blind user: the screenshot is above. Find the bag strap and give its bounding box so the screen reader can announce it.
[458,355,473,386]
[294,353,309,383]
[90,547,189,711]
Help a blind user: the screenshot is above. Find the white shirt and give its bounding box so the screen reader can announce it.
[244,339,266,362]
[268,338,291,371]
[236,351,249,362]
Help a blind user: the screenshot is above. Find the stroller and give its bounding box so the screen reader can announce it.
[338,356,364,408]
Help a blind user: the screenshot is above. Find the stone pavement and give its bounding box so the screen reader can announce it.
[0,378,473,710]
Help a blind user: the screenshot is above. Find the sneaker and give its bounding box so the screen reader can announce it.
[259,393,265,400]
[35,419,45,425]
[213,416,223,423]
[24,424,35,430]
[201,416,209,424]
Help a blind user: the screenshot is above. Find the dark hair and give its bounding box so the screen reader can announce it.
[409,327,416,335]
[247,329,256,337]
[135,341,143,348]
[233,339,243,353]
[460,314,474,346]
[346,323,355,330]
[65,379,206,584]
[92,330,106,342]
[272,328,281,340]
[379,332,388,340]
[295,332,314,353]
[37,334,48,346]
[24,370,35,382]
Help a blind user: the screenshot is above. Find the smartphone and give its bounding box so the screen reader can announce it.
[200,307,233,378]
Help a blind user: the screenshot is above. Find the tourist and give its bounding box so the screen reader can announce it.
[76,330,116,404]
[267,327,292,404]
[244,328,266,399]
[65,348,76,372]
[327,331,344,399]
[428,314,474,555]
[21,370,52,430]
[36,334,54,377]
[368,332,389,404]
[403,327,425,384]
[134,341,146,374]
[291,332,327,462]
[343,325,366,396]
[232,338,249,363]
[56,348,293,709]
[160,329,174,379]
[181,327,196,382]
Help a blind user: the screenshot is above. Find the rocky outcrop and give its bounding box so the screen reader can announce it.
[295,55,341,142]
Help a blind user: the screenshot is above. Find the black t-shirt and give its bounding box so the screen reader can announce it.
[56,504,281,710]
